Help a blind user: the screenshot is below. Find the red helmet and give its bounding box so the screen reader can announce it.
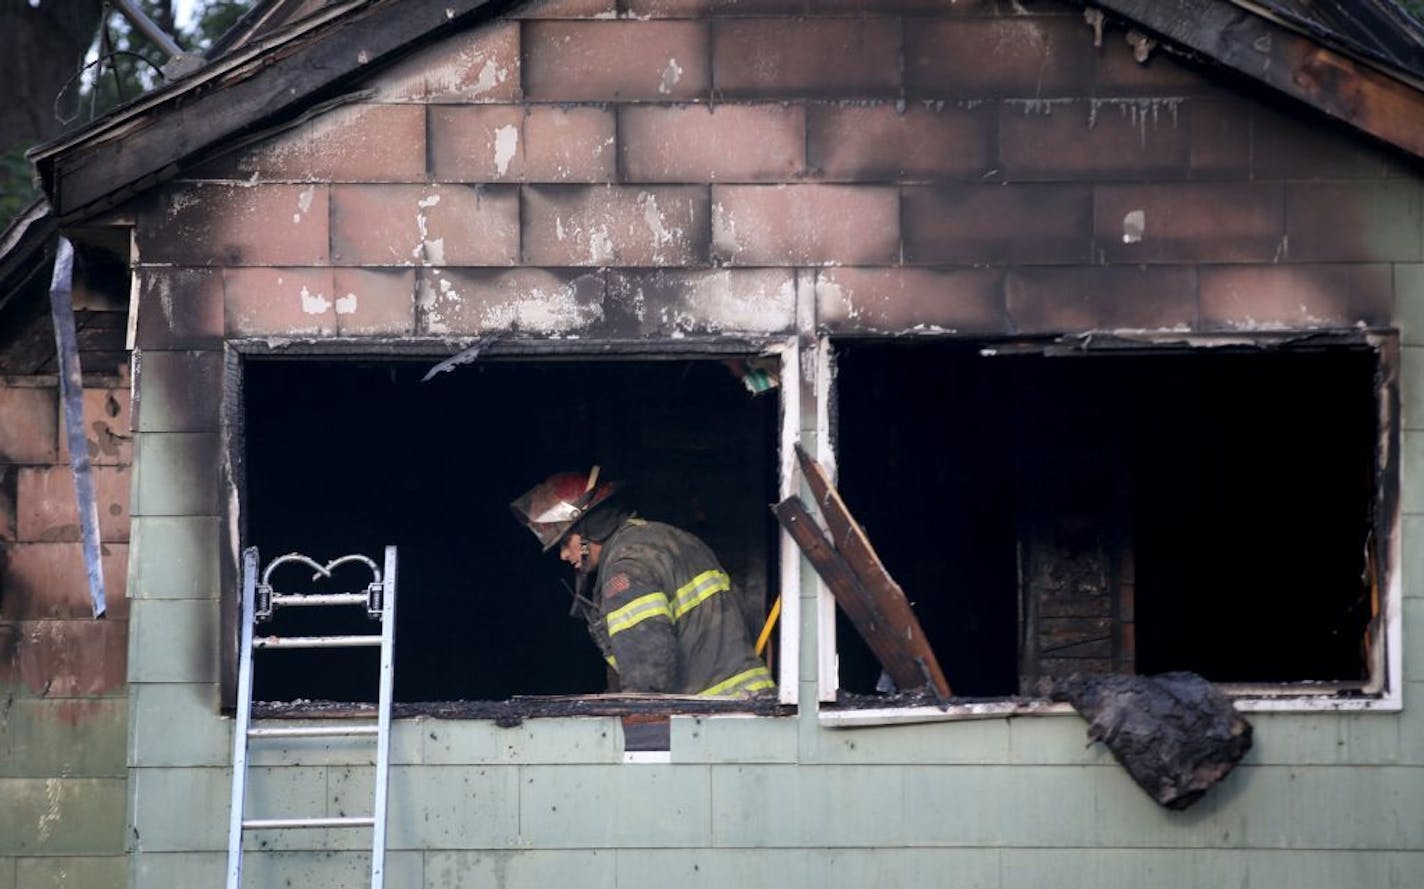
[510,467,619,551]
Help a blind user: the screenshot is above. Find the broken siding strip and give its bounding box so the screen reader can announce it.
[46,238,105,619]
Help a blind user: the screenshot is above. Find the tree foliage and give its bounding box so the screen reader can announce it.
[0,0,251,226]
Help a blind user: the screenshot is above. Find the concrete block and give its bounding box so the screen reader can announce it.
[387,764,520,849]
[903,184,1091,265]
[524,21,709,102]
[0,542,128,620]
[523,184,709,267]
[127,516,220,600]
[1006,266,1198,333]
[815,266,1007,335]
[128,767,228,851]
[0,388,58,465]
[0,698,126,778]
[524,106,617,183]
[420,717,620,765]
[333,268,417,336]
[999,99,1190,181]
[128,683,229,768]
[0,777,125,854]
[134,351,223,433]
[127,599,218,684]
[220,104,426,183]
[222,267,337,337]
[15,855,125,889]
[15,465,131,543]
[713,19,898,98]
[669,714,797,764]
[1094,182,1284,264]
[137,183,329,267]
[425,850,614,889]
[1286,182,1422,263]
[518,764,710,848]
[370,20,520,104]
[620,104,805,183]
[417,268,606,337]
[710,763,903,847]
[605,269,797,337]
[134,268,225,350]
[906,17,1094,98]
[130,433,220,517]
[8,619,128,699]
[1198,264,1392,331]
[330,184,520,267]
[808,101,992,182]
[711,184,898,266]
[55,387,133,468]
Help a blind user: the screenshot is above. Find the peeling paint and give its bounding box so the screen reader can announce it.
[470,58,507,96]
[299,285,331,315]
[293,185,316,224]
[659,57,684,95]
[493,124,519,176]
[37,778,62,843]
[335,293,358,315]
[1123,209,1145,244]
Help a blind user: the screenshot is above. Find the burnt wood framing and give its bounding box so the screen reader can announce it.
[1086,0,1424,158]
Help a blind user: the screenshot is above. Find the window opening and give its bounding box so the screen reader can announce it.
[831,340,1382,700]
[242,357,780,705]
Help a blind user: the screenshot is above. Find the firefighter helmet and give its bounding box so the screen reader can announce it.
[510,467,619,551]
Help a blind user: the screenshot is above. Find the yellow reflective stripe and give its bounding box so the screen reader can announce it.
[606,592,672,637]
[698,666,775,697]
[671,570,730,620]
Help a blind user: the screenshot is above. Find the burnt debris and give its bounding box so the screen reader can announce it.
[1044,671,1253,810]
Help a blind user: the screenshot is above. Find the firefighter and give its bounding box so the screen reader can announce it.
[510,468,775,698]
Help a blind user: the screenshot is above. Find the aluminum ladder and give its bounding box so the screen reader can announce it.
[226,546,398,889]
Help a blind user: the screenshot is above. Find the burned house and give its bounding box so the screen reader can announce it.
[3,0,1424,885]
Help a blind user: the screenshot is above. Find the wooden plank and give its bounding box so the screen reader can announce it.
[773,495,951,699]
[1094,0,1424,159]
[793,445,952,698]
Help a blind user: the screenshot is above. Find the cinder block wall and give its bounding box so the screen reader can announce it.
[119,0,1424,887]
[0,368,131,887]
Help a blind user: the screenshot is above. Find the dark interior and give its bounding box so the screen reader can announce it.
[243,357,780,703]
[834,340,1379,697]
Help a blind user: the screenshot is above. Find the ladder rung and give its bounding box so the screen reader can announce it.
[269,593,370,608]
[243,816,375,830]
[254,635,382,649]
[248,724,379,739]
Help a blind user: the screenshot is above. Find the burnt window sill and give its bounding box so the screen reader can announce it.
[251,694,791,724]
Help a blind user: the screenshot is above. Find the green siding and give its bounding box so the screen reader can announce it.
[0,779,125,856]
[15,856,126,889]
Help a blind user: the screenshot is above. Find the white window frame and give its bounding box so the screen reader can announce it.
[811,333,1402,727]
